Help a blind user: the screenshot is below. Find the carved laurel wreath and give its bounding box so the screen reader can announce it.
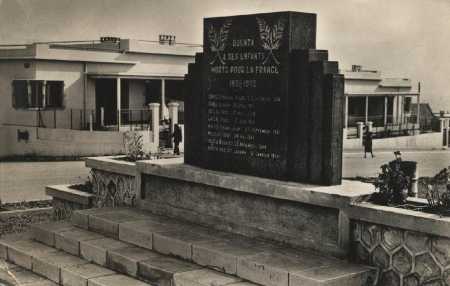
[208,19,233,64]
[256,17,286,65]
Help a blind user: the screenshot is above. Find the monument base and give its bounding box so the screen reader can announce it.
[136,159,373,257]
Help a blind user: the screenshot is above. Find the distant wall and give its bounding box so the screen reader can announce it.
[0,126,156,158]
[344,132,443,150]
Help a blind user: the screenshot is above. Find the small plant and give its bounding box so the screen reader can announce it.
[371,156,411,205]
[123,131,145,161]
[69,173,94,194]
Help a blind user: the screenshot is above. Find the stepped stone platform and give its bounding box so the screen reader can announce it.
[0,207,375,286]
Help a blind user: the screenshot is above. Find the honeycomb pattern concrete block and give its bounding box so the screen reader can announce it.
[414,253,441,282]
[352,223,362,242]
[422,279,444,286]
[354,242,370,264]
[432,238,450,268]
[382,228,403,251]
[351,221,450,285]
[392,247,413,275]
[379,270,401,286]
[372,245,390,270]
[405,231,430,255]
[361,224,381,250]
[403,273,420,286]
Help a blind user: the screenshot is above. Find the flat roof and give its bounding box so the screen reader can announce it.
[0,39,202,62]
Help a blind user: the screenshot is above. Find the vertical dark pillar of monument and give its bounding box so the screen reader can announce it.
[309,61,339,184]
[184,11,344,185]
[287,49,328,181]
[184,54,205,166]
[322,74,344,185]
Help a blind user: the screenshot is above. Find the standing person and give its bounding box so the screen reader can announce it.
[363,125,374,158]
[172,124,182,155]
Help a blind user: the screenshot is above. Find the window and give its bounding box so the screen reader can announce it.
[46,81,64,108]
[29,81,43,108]
[404,97,412,113]
[12,80,27,108]
[12,80,64,109]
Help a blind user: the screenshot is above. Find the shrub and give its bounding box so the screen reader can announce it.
[123,131,145,161]
[425,167,450,212]
[371,159,410,205]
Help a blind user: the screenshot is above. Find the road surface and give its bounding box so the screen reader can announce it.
[1,150,450,203]
[343,150,450,179]
[0,161,89,203]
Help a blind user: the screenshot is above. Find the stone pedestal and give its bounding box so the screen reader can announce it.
[367,121,373,132]
[356,122,364,145]
[168,102,179,132]
[136,160,374,257]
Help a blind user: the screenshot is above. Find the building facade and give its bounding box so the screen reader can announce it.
[343,65,421,138]
[0,37,200,157]
[0,37,200,131]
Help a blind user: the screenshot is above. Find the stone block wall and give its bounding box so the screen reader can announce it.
[141,174,341,256]
[351,220,450,286]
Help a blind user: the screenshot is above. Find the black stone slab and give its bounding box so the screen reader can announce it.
[201,12,316,179]
[184,11,343,185]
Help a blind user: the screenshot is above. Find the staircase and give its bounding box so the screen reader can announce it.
[0,207,376,286]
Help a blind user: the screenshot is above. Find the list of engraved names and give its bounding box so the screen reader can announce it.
[207,37,282,160]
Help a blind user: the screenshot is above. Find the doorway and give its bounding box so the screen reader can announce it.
[95,79,116,126]
[95,78,129,126]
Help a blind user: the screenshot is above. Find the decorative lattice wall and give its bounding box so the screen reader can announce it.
[351,220,450,286]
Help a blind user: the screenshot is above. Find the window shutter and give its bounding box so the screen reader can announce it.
[12,80,28,109]
[12,81,16,108]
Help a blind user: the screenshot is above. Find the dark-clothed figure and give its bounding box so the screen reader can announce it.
[172,124,182,155]
[363,126,374,158]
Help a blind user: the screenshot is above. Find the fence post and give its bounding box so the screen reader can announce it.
[168,102,179,148]
[80,110,83,130]
[89,112,93,132]
[70,109,73,129]
[53,109,56,128]
[100,107,104,127]
[149,103,160,151]
[140,109,143,130]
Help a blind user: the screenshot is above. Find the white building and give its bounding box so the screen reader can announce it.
[0,37,200,157]
[343,65,421,138]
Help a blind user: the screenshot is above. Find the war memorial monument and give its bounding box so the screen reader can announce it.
[4,11,448,286]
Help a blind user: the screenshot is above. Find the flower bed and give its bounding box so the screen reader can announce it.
[46,185,94,220]
[0,201,52,235]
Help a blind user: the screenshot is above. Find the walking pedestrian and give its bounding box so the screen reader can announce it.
[363,125,374,158]
[172,124,182,155]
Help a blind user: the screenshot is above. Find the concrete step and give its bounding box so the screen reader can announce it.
[0,259,58,286]
[30,207,375,286]
[74,207,376,286]
[0,237,149,286]
[26,218,256,286]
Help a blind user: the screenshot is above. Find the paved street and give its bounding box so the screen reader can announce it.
[343,150,450,179]
[0,161,89,203]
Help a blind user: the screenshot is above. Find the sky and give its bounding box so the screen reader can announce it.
[0,0,449,110]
